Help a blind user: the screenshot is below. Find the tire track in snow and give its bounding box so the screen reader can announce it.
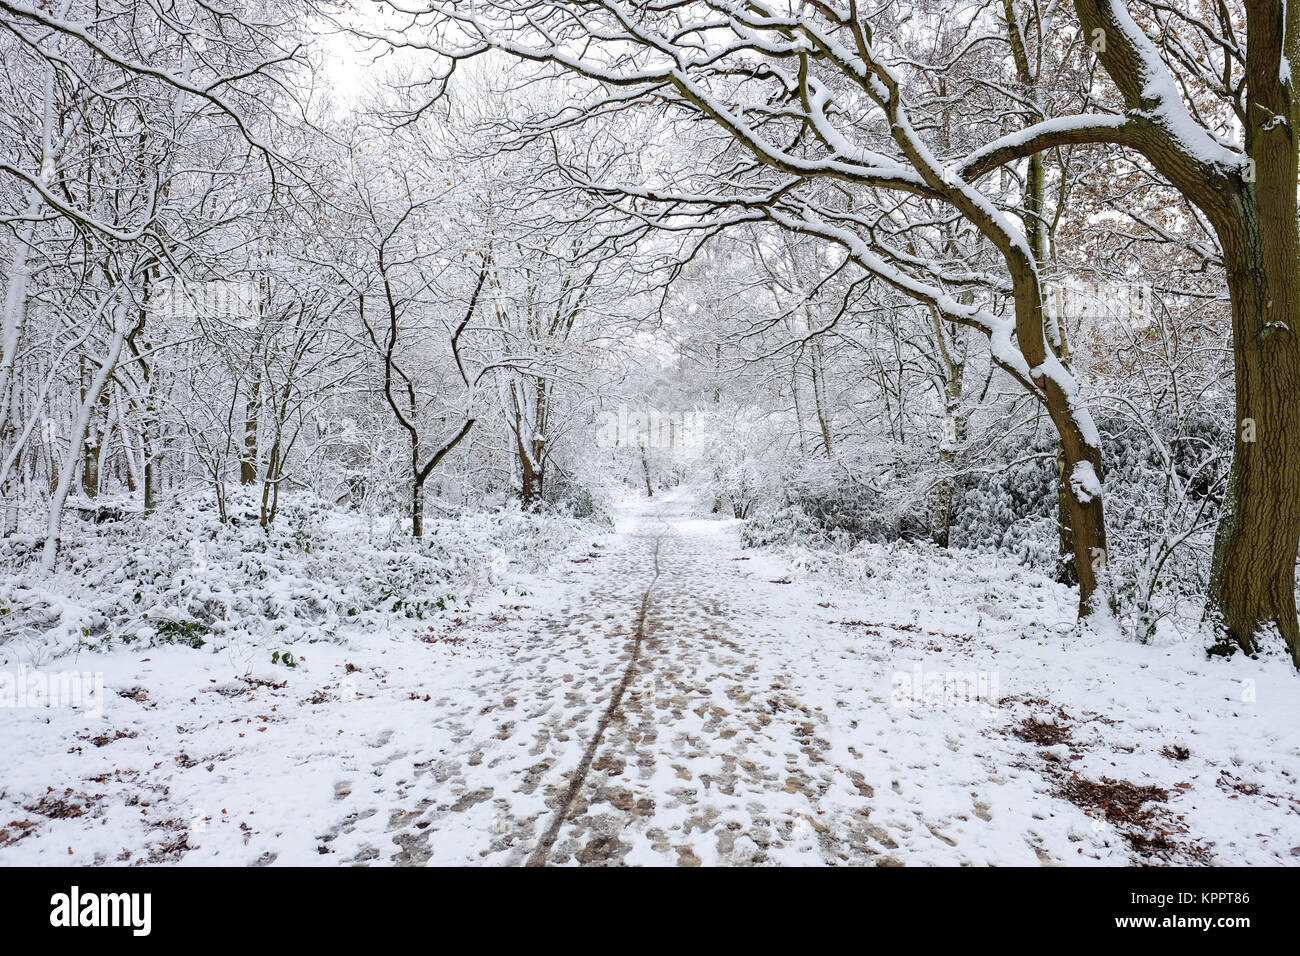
[525,518,665,867]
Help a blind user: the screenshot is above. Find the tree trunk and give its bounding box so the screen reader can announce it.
[810,342,834,457]
[516,376,547,509]
[929,306,967,548]
[2,370,23,535]
[43,304,127,572]
[411,435,424,540]
[410,419,474,537]
[412,478,424,539]
[1205,3,1300,666]
[241,376,260,486]
[79,358,103,499]
[80,436,100,499]
[931,403,963,549]
[518,441,543,508]
[125,276,159,516]
[143,436,159,515]
[259,442,279,529]
[1009,261,1109,618]
[1053,423,1109,619]
[1207,251,1300,665]
[1055,448,1078,586]
[641,445,653,497]
[118,397,140,495]
[1002,0,1081,586]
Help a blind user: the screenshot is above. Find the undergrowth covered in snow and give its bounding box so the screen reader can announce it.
[0,492,607,668]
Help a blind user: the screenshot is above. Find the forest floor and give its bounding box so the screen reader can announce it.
[2,490,1298,866]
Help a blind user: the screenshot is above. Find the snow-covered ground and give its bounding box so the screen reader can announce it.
[1,490,1297,866]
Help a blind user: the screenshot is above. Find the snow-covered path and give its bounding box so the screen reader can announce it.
[373,493,893,866]
[3,491,1298,866]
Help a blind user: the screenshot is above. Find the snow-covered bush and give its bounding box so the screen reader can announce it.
[732,396,1232,647]
[0,489,599,666]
